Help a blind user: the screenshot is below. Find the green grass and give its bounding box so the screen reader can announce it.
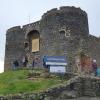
[0,69,66,95]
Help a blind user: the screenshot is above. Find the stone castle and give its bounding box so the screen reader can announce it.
[4,6,100,71]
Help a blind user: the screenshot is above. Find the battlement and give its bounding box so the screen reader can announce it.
[7,21,40,35]
[42,6,87,19]
[88,34,100,42]
[22,21,40,29]
[7,26,21,34]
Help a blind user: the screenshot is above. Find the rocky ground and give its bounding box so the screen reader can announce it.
[70,97,100,100]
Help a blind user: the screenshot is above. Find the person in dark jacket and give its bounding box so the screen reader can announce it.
[12,60,19,70]
[32,58,35,68]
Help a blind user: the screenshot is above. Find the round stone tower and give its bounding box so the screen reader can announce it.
[40,7,88,57]
[38,6,89,71]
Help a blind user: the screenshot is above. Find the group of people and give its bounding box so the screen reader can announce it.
[12,56,38,70]
[12,54,99,77]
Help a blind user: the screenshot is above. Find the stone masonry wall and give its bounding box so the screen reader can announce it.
[4,21,41,71]
[4,26,25,71]
[39,6,89,71]
[4,6,100,71]
[87,35,100,65]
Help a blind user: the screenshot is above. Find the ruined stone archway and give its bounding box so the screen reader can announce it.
[26,30,40,53]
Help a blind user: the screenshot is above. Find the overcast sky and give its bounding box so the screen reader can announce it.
[0,0,100,73]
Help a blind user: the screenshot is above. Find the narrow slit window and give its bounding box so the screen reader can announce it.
[24,42,29,51]
[24,42,29,48]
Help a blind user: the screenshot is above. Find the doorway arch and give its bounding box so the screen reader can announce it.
[26,30,40,52]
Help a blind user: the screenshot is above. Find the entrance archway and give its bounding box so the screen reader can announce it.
[26,30,40,53]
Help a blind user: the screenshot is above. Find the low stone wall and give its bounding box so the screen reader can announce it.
[71,76,100,97]
[0,86,71,100]
[0,76,100,100]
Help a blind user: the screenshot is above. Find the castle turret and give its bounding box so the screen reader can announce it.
[4,26,25,71]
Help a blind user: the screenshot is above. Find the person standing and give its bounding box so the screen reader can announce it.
[92,59,97,76]
[12,60,19,70]
[32,58,35,68]
[32,57,38,68]
[22,56,28,67]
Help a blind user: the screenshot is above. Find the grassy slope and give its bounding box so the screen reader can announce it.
[0,69,65,95]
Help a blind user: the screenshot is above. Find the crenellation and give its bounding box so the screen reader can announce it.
[42,6,87,20]
[47,8,58,13]
[42,8,58,19]
[23,21,40,29]
[60,6,87,15]
[88,34,99,41]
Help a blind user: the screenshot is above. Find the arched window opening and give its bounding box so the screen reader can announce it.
[59,29,66,38]
[59,27,71,38]
[27,30,40,53]
[24,42,29,48]
[24,42,29,51]
[59,30,65,34]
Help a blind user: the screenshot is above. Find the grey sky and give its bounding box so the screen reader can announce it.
[0,0,100,69]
